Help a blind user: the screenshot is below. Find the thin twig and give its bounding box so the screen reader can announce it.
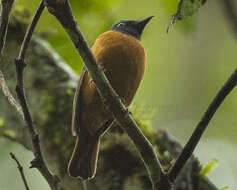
[14,1,61,190]
[18,0,45,60]
[168,68,237,183]
[219,0,237,35]
[0,131,19,143]
[0,0,14,55]
[0,130,30,149]
[0,70,24,119]
[10,152,30,190]
[44,0,166,189]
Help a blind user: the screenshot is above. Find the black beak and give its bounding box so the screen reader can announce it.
[137,16,154,31]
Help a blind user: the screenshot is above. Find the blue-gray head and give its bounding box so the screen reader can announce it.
[110,16,154,40]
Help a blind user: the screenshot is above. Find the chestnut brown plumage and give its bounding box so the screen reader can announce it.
[68,16,153,180]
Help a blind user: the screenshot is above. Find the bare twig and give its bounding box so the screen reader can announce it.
[219,0,237,35]
[10,152,30,190]
[14,1,61,190]
[44,0,166,189]
[0,131,18,142]
[18,0,45,60]
[0,0,14,55]
[0,70,24,119]
[0,130,30,149]
[168,68,237,183]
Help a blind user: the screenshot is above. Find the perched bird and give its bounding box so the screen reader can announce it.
[68,16,153,180]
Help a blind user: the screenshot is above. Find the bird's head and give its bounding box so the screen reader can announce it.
[110,16,154,40]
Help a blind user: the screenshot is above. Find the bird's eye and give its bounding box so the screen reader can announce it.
[117,23,125,27]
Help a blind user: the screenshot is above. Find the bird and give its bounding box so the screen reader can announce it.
[68,16,153,180]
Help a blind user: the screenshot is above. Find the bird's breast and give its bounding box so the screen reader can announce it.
[91,30,146,106]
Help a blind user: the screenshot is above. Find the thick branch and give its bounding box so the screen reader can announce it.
[14,1,61,190]
[219,0,237,35]
[168,68,237,183]
[10,152,30,190]
[0,0,14,55]
[44,0,165,189]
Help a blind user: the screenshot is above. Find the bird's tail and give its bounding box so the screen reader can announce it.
[68,130,100,180]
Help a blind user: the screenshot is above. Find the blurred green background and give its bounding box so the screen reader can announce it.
[1,0,237,189]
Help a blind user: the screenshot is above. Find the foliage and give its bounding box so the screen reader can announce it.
[199,159,218,177]
[219,186,228,190]
[0,118,4,127]
[14,0,121,74]
[164,0,207,32]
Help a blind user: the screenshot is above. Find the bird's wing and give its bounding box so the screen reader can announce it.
[71,67,87,136]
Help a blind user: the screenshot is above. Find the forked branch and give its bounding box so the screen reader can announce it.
[44,0,166,189]
[168,68,237,182]
[14,1,61,190]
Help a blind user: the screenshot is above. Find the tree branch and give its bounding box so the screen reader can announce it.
[18,0,45,60]
[168,68,237,183]
[10,152,30,190]
[0,0,14,55]
[44,0,166,189]
[14,1,61,190]
[0,130,30,150]
[0,70,24,119]
[219,0,237,36]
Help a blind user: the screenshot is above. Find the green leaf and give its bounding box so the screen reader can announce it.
[0,118,4,127]
[219,186,228,190]
[4,130,16,138]
[199,159,218,177]
[167,0,207,32]
[179,0,203,19]
[130,104,156,142]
